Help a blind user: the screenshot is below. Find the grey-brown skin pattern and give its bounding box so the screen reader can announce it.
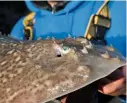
[0,36,125,103]
[0,38,91,103]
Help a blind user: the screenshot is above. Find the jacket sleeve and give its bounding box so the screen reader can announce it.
[105,1,126,57]
[119,95,126,103]
[10,17,25,40]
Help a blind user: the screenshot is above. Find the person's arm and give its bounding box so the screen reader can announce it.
[10,17,25,40]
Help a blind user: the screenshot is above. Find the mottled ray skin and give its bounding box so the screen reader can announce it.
[0,36,125,103]
[0,38,91,103]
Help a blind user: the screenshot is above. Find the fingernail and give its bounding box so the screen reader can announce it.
[98,85,104,93]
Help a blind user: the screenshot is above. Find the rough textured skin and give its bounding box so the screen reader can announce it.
[0,36,125,103]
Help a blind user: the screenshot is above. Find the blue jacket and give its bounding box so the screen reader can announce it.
[10,1,126,57]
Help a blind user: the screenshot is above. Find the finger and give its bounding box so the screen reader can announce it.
[108,85,126,96]
[98,78,111,93]
[60,96,67,103]
[98,77,125,95]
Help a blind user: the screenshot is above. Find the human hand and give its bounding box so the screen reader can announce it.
[59,66,126,103]
[98,66,126,96]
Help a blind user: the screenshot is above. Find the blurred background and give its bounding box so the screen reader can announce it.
[0,1,29,34]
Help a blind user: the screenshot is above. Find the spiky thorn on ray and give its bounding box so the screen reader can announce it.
[37,37,42,40]
[46,36,50,40]
[67,34,72,38]
[101,51,110,59]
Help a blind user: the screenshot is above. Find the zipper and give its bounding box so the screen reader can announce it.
[51,5,56,14]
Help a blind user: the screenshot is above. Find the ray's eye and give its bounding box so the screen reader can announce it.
[62,46,69,51]
[61,46,70,54]
[54,44,70,57]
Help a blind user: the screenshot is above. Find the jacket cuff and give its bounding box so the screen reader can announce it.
[119,95,126,103]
